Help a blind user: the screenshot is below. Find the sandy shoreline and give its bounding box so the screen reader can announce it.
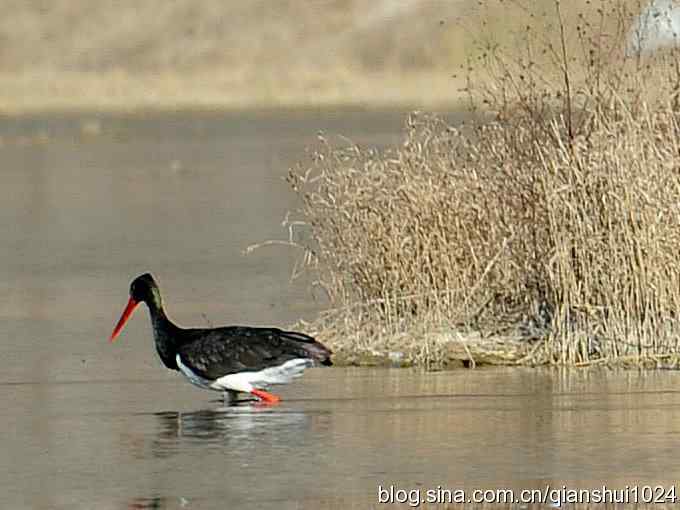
[0,70,466,115]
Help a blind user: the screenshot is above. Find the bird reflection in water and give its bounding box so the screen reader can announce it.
[150,403,313,458]
[126,404,329,509]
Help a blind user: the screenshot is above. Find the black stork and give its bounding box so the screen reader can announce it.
[109,273,332,404]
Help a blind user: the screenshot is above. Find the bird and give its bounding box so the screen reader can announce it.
[109,273,332,404]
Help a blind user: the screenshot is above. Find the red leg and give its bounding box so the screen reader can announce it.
[251,388,281,404]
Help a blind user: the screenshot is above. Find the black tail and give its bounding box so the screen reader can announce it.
[301,339,333,366]
[279,328,332,366]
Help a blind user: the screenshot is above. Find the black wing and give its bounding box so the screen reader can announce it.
[176,326,332,380]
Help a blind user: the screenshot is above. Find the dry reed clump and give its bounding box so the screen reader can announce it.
[283,0,680,368]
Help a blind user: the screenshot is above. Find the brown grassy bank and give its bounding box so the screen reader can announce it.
[277,0,680,368]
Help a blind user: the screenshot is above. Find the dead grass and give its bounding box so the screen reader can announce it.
[279,0,680,368]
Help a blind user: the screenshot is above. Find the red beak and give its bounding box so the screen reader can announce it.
[109,297,139,342]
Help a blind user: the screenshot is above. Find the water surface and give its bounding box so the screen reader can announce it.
[4,368,680,509]
[2,111,679,509]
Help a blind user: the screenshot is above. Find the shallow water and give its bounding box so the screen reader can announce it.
[3,111,680,509]
[4,368,680,509]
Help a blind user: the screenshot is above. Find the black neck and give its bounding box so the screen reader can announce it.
[147,301,181,370]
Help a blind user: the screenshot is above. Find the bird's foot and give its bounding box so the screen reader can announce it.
[251,388,281,405]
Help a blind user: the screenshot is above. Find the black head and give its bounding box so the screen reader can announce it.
[109,272,162,342]
[129,273,161,305]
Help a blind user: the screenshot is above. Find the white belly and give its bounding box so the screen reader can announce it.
[175,354,313,393]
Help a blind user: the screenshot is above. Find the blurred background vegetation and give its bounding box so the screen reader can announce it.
[0,0,472,111]
[0,0,670,112]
